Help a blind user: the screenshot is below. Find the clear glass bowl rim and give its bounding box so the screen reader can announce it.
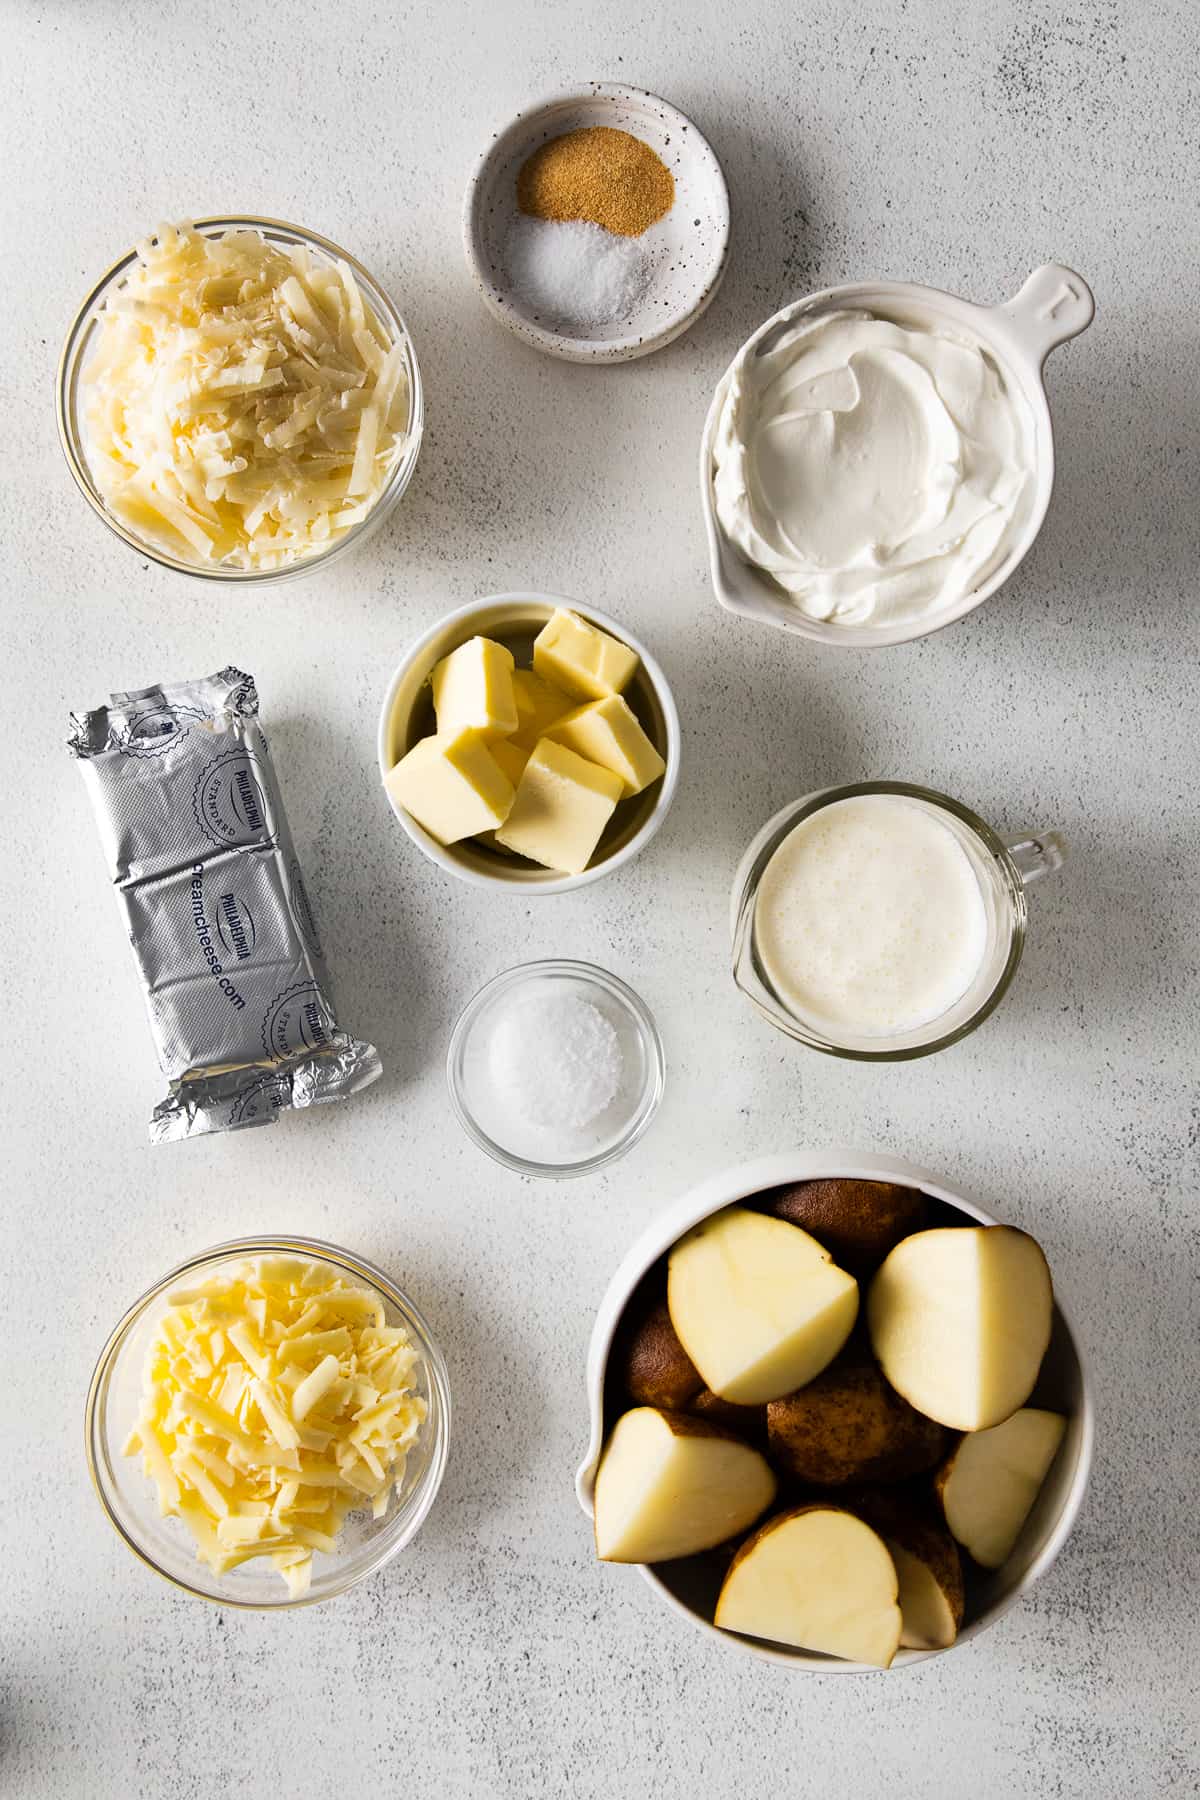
[732,780,1029,1061]
[56,214,425,585]
[85,1234,451,1609]
[446,959,666,1177]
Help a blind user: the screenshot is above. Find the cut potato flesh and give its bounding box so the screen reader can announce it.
[867,1226,1053,1431]
[716,1507,901,1668]
[887,1540,959,1650]
[593,1407,776,1564]
[667,1207,858,1405]
[938,1407,1066,1568]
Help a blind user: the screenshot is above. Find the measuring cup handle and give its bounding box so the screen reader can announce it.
[1005,830,1067,886]
[997,264,1095,364]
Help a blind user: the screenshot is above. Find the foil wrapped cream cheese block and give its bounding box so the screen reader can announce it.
[68,667,381,1141]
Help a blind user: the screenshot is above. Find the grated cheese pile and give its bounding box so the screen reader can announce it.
[82,222,409,571]
[124,1255,427,1597]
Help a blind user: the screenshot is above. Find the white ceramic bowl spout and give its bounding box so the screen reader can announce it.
[699,263,1095,647]
[576,1150,1094,1672]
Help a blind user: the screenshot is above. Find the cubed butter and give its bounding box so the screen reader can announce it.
[510,668,576,749]
[547,694,666,796]
[532,609,639,702]
[430,636,517,739]
[489,737,533,788]
[385,731,514,846]
[495,739,624,874]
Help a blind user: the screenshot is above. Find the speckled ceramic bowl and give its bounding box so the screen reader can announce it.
[463,83,730,363]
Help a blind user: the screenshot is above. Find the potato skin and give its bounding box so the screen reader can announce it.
[616,1297,703,1410]
[763,1179,926,1275]
[689,1387,769,1444]
[767,1356,948,1486]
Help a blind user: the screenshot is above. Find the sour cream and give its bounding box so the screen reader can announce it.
[711,309,1035,628]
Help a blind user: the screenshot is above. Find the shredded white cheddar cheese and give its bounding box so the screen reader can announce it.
[125,1255,428,1596]
[82,222,410,571]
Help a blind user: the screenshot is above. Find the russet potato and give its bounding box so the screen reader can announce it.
[766,1352,948,1486]
[667,1207,858,1406]
[715,1505,902,1668]
[935,1407,1066,1568]
[593,1406,777,1564]
[616,1296,703,1411]
[867,1225,1053,1431]
[688,1386,770,1443]
[764,1178,927,1275]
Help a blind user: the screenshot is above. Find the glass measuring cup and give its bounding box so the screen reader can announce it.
[730,782,1065,1060]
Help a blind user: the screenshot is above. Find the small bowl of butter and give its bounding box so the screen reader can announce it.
[377,592,680,893]
[700,263,1094,648]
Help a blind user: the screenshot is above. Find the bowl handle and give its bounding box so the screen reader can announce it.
[995,263,1095,364]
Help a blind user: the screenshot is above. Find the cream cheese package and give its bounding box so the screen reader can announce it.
[68,667,381,1141]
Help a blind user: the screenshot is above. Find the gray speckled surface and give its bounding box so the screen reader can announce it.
[3,1,1198,1794]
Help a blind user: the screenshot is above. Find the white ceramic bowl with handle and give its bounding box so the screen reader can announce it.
[699,264,1095,646]
[576,1150,1094,1672]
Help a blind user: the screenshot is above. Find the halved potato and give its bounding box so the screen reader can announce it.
[765,1179,927,1275]
[849,1491,964,1650]
[667,1207,858,1405]
[715,1505,902,1668]
[593,1407,776,1564]
[617,1297,703,1411]
[767,1354,947,1485]
[867,1226,1053,1430]
[936,1407,1067,1568]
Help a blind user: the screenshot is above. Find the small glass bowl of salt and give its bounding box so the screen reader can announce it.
[447,961,665,1177]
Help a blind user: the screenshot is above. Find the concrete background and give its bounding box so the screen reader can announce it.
[2,0,1197,1794]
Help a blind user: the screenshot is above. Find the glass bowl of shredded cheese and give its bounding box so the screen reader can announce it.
[58,218,423,581]
[86,1238,450,1607]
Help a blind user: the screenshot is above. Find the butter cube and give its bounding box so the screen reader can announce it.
[473,742,531,855]
[430,636,517,739]
[495,739,624,874]
[489,737,532,787]
[385,731,514,846]
[510,668,576,749]
[547,694,666,797]
[532,609,639,702]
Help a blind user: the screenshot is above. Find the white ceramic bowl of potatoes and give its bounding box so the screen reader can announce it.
[576,1152,1093,1672]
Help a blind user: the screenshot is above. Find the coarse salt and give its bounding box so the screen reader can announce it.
[488,990,623,1132]
[504,215,652,333]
